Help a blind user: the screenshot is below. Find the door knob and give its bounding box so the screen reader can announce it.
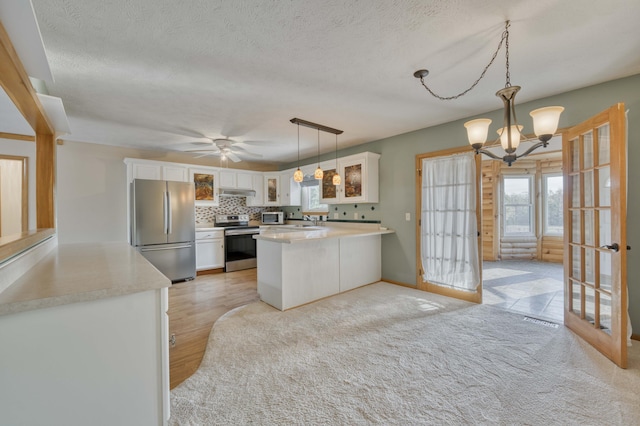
[601,243,620,252]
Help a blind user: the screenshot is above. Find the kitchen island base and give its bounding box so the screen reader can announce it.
[257,234,382,311]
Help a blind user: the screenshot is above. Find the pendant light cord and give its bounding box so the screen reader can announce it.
[317,129,320,167]
[297,123,300,166]
[415,21,511,100]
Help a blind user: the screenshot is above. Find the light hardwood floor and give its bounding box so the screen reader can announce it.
[168,269,259,389]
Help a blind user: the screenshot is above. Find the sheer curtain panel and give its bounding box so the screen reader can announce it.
[421,153,480,291]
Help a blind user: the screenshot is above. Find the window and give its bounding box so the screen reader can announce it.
[503,176,534,236]
[301,180,328,213]
[543,174,564,236]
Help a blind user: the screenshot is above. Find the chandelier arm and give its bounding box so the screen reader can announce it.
[514,141,548,159]
[416,21,510,101]
[475,148,503,161]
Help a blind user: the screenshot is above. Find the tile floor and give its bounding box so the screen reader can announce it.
[483,260,564,324]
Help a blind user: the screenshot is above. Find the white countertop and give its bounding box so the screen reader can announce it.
[0,242,171,316]
[254,224,394,244]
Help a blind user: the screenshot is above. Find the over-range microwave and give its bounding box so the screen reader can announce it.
[261,211,284,225]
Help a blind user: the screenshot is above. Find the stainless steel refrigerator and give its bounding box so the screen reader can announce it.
[130,178,196,283]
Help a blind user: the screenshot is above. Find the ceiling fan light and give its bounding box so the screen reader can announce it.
[464,118,492,148]
[332,173,341,186]
[497,125,523,151]
[314,166,323,180]
[293,168,304,183]
[530,106,564,137]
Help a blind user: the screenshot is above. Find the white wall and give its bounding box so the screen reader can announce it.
[0,139,36,230]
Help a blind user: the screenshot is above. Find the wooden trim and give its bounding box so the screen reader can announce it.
[0,22,53,136]
[196,268,224,276]
[382,279,416,288]
[36,133,55,228]
[0,228,55,264]
[415,148,482,304]
[632,334,640,342]
[0,132,35,142]
[0,155,28,233]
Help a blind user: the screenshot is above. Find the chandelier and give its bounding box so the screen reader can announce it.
[290,118,343,184]
[413,21,564,166]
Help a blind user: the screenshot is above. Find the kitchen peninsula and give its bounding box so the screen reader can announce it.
[254,223,394,310]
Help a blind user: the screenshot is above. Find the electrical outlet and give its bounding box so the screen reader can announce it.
[333,213,339,219]
[354,212,358,220]
[405,213,411,221]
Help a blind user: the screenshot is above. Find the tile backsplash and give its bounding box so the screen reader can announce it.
[195,196,280,224]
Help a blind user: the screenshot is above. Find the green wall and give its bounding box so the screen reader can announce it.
[283,73,640,332]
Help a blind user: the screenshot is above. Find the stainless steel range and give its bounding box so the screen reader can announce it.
[215,214,260,272]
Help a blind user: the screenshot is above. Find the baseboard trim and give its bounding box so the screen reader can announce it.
[196,268,224,276]
[381,278,416,289]
[632,333,640,342]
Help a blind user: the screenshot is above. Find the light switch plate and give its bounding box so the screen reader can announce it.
[334,213,339,219]
[353,212,358,220]
[405,213,411,221]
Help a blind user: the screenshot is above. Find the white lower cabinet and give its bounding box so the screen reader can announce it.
[196,230,225,270]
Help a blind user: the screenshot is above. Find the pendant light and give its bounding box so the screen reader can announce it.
[293,123,303,183]
[314,128,323,180]
[332,133,341,185]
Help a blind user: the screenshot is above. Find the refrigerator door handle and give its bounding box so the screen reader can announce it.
[167,191,173,235]
[140,244,193,252]
[163,191,169,234]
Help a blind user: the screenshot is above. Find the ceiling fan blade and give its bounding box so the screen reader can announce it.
[231,148,262,158]
[183,147,221,153]
[239,140,287,146]
[226,152,242,162]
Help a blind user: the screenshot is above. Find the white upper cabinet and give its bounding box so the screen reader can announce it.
[219,170,236,188]
[263,174,280,206]
[130,162,161,181]
[236,172,253,189]
[162,165,188,182]
[246,174,264,207]
[279,171,301,206]
[320,152,380,204]
[189,167,219,206]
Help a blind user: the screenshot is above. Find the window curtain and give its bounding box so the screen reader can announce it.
[421,153,480,291]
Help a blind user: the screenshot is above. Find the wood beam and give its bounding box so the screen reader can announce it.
[0,21,53,136]
[0,132,36,142]
[36,133,55,228]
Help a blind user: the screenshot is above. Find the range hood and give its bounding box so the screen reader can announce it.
[219,188,256,197]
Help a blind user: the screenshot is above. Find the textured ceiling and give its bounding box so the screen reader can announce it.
[21,0,640,164]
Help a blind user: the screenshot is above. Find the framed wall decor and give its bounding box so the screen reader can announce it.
[189,168,219,206]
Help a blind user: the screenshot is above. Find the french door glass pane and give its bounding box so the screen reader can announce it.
[571,211,581,243]
[572,176,581,207]
[598,166,611,207]
[583,131,594,169]
[572,281,582,316]
[585,248,595,285]
[584,171,594,207]
[572,245,581,280]
[599,209,611,247]
[584,210,594,246]
[598,124,610,165]
[585,285,596,323]
[571,138,580,172]
[599,251,612,292]
[600,292,612,334]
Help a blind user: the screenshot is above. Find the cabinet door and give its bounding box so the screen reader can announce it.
[247,174,264,206]
[320,167,339,204]
[211,238,225,268]
[236,172,253,189]
[162,166,188,182]
[219,170,236,188]
[280,172,301,206]
[264,175,280,205]
[132,163,161,181]
[339,157,366,203]
[189,168,219,206]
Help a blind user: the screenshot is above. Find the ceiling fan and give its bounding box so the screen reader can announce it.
[180,138,262,162]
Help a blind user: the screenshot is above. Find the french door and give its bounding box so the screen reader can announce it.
[563,103,628,368]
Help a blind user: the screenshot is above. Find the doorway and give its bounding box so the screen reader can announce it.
[0,155,28,237]
[481,149,565,323]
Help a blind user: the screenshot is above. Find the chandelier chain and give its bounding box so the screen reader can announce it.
[504,21,511,87]
[417,21,511,100]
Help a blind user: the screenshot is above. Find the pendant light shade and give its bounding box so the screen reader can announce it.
[464,118,492,150]
[332,133,341,185]
[529,106,564,139]
[293,123,303,182]
[497,125,523,151]
[315,129,323,180]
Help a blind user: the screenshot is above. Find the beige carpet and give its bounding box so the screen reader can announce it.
[170,282,640,425]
